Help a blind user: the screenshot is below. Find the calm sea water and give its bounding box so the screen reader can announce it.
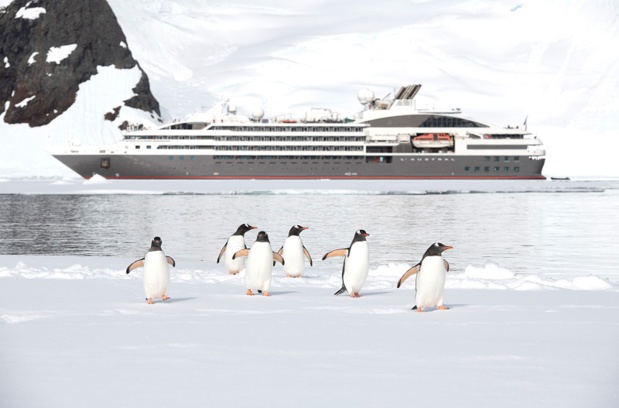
[1,181,619,281]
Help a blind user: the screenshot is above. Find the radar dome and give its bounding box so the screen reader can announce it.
[250,106,264,120]
[357,88,375,104]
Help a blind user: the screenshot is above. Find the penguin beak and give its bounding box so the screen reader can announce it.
[442,245,453,251]
[362,233,370,237]
[302,227,308,230]
[250,226,257,230]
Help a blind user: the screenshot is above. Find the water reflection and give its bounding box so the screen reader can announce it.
[0,192,618,279]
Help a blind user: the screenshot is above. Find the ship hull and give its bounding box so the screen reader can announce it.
[52,153,546,180]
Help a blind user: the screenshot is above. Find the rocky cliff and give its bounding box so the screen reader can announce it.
[0,0,160,128]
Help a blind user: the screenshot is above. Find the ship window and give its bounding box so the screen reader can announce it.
[504,156,510,162]
[419,115,488,128]
[484,167,490,172]
[514,166,520,172]
[504,167,510,172]
[465,166,470,172]
[474,167,480,172]
[494,167,500,172]
[494,156,499,162]
[100,158,111,169]
[135,145,140,149]
[483,156,490,161]
[179,156,185,160]
[514,156,520,162]
[146,145,152,149]
[168,156,173,160]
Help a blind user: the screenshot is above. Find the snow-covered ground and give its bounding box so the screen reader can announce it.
[2,1,619,178]
[1,255,618,407]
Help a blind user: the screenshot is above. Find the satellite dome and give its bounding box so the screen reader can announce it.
[357,88,375,104]
[250,106,264,120]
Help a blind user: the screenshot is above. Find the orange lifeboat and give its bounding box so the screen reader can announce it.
[412,133,453,149]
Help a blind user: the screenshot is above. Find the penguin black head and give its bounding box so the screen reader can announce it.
[423,242,453,257]
[288,225,308,236]
[256,231,270,242]
[234,223,257,236]
[352,229,370,244]
[150,236,163,251]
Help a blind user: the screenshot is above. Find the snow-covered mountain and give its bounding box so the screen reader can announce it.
[2,0,618,178]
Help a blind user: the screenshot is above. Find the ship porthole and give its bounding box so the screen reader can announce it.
[100,158,111,169]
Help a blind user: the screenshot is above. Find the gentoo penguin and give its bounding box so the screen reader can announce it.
[322,229,370,298]
[126,236,176,304]
[233,231,284,296]
[397,242,452,312]
[278,225,313,278]
[217,224,257,275]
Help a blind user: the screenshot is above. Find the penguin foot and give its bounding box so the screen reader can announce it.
[417,307,425,313]
[350,292,361,298]
[162,295,170,301]
[438,305,449,310]
[262,291,271,297]
[246,289,254,296]
[228,271,239,275]
[146,298,155,305]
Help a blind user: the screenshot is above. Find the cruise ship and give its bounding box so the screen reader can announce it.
[50,84,546,179]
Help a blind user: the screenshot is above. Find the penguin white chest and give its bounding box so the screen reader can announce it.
[245,242,273,291]
[344,242,369,293]
[225,235,246,272]
[143,251,170,299]
[415,256,447,309]
[282,236,305,277]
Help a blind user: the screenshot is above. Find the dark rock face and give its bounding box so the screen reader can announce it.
[0,0,160,127]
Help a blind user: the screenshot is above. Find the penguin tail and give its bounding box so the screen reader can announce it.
[334,286,347,296]
[411,305,418,310]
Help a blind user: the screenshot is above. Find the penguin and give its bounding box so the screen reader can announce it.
[397,242,452,312]
[126,236,176,304]
[322,229,370,298]
[233,231,284,296]
[278,225,313,278]
[217,223,257,275]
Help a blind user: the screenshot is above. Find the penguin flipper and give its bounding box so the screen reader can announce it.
[397,264,421,288]
[444,259,450,272]
[273,252,285,265]
[322,248,348,260]
[217,241,228,263]
[166,256,176,267]
[232,249,250,260]
[303,246,313,266]
[334,285,347,296]
[126,258,144,274]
